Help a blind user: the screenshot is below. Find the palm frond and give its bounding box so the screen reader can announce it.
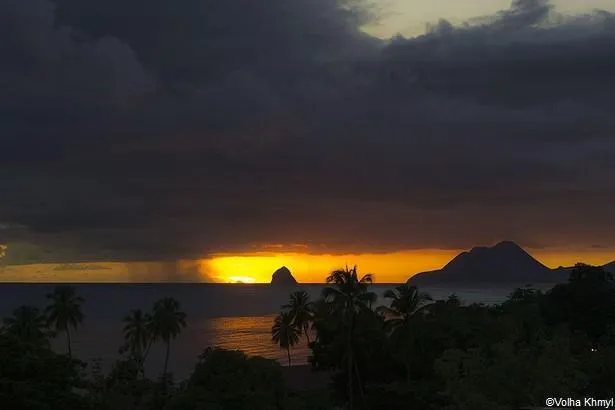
[376,305,400,317]
[322,286,345,301]
[271,311,301,349]
[359,273,374,284]
[383,289,399,300]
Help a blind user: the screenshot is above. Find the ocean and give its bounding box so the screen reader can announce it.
[0,283,554,380]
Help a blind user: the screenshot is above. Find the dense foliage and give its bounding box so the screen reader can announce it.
[1,263,615,409]
[167,347,288,410]
[0,332,88,410]
[302,264,615,410]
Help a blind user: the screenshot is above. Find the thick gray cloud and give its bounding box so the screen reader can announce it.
[1,0,614,265]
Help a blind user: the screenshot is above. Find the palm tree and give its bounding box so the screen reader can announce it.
[322,265,376,410]
[122,309,152,376]
[283,290,314,344]
[45,285,84,358]
[377,283,432,383]
[377,284,433,329]
[3,305,50,347]
[149,297,187,376]
[310,297,335,345]
[323,265,376,314]
[271,311,301,366]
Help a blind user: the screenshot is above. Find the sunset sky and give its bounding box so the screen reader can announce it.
[1,0,615,283]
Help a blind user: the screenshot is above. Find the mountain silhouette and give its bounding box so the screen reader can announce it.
[408,240,567,286]
[270,266,298,286]
[604,261,615,274]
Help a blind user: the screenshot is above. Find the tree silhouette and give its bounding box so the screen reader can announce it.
[446,293,461,307]
[322,265,376,410]
[45,285,84,358]
[545,264,615,344]
[377,284,433,327]
[149,297,187,377]
[121,308,152,377]
[376,284,432,382]
[569,263,614,288]
[309,297,335,344]
[3,305,50,348]
[282,290,314,344]
[272,311,301,366]
[168,348,287,410]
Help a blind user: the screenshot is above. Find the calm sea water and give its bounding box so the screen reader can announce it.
[0,283,554,379]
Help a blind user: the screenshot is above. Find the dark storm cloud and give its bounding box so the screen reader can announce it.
[0,0,155,109]
[1,0,615,265]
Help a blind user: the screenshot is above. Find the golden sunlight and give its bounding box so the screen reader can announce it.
[0,248,612,283]
[203,250,460,284]
[226,276,257,284]
[532,249,615,269]
[202,248,615,284]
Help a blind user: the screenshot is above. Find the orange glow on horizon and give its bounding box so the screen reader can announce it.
[202,248,615,284]
[203,250,457,283]
[226,276,257,284]
[530,250,615,270]
[0,248,613,283]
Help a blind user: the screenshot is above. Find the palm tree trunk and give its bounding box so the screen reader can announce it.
[144,337,154,363]
[163,340,170,376]
[405,324,413,384]
[304,324,311,345]
[405,357,411,385]
[348,350,353,410]
[347,313,354,410]
[66,327,72,358]
[354,361,368,409]
[136,348,145,379]
[286,332,292,366]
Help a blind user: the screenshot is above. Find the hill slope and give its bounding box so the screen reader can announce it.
[408,241,567,286]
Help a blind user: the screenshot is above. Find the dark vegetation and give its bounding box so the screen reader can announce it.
[1,263,614,409]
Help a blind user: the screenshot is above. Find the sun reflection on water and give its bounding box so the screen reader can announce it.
[207,315,312,365]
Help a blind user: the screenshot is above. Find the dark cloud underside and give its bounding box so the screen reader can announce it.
[1,0,614,264]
